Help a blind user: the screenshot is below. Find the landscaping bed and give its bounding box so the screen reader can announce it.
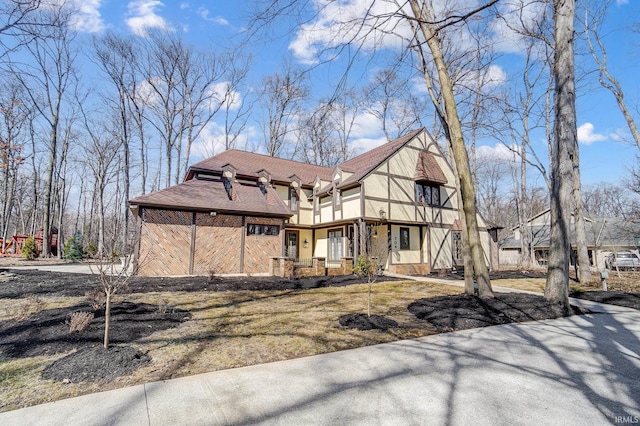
[1,267,632,412]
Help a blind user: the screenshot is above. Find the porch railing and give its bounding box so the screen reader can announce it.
[293,258,313,268]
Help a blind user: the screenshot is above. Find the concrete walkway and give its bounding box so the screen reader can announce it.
[1,298,639,426]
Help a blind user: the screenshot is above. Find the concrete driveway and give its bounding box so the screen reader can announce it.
[1,297,638,425]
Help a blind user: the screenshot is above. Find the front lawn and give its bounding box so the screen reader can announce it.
[0,269,586,412]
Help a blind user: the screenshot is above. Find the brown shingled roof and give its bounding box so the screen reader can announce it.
[415,150,447,184]
[337,128,424,188]
[189,150,333,185]
[129,178,292,217]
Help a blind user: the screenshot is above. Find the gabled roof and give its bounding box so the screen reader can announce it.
[500,217,640,249]
[415,150,447,184]
[338,128,424,188]
[189,150,333,185]
[129,178,292,217]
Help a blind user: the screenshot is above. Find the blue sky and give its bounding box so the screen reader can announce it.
[66,0,639,188]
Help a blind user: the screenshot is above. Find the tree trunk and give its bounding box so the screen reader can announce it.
[410,1,493,297]
[573,146,592,284]
[545,0,576,310]
[42,118,58,258]
[103,290,111,349]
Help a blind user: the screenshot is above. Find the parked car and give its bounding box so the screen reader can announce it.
[605,251,640,270]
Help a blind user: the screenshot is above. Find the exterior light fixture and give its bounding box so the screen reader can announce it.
[303,238,309,248]
[379,208,386,220]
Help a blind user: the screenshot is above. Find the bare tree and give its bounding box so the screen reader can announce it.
[139,32,235,187]
[11,4,77,257]
[364,68,426,140]
[79,110,122,258]
[0,0,42,63]
[585,2,640,150]
[407,0,496,297]
[0,78,29,248]
[260,65,308,158]
[546,0,577,310]
[353,225,389,317]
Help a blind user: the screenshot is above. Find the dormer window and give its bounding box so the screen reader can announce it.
[258,181,267,195]
[258,170,271,196]
[416,181,441,206]
[223,177,235,200]
[290,187,298,211]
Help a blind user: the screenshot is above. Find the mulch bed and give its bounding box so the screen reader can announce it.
[408,293,588,332]
[0,269,403,298]
[570,291,640,310]
[2,269,637,384]
[42,346,151,383]
[0,300,189,383]
[339,313,399,331]
[0,301,190,358]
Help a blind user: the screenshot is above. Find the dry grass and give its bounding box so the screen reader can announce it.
[492,278,546,293]
[0,280,461,412]
[491,272,640,294]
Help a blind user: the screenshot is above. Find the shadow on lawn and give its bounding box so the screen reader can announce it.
[164,306,639,425]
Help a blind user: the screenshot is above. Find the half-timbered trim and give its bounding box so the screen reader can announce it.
[130,128,492,276]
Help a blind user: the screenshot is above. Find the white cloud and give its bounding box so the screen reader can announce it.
[350,137,388,153]
[288,0,413,64]
[610,127,630,143]
[616,0,629,5]
[70,0,105,33]
[208,82,242,111]
[126,0,170,36]
[45,0,106,33]
[198,7,229,25]
[191,122,257,159]
[577,122,607,145]
[476,143,519,162]
[489,0,550,55]
[351,110,383,139]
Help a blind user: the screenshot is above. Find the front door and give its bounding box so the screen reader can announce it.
[285,231,298,259]
[328,229,343,265]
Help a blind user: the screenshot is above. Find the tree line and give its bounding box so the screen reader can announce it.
[1,0,639,310]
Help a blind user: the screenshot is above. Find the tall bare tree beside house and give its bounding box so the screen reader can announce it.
[139,32,236,187]
[546,0,577,310]
[93,32,141,254]
[252,0,499,296]
[12,4,77,257]
[79,109,122,258]
[406,0,497,297]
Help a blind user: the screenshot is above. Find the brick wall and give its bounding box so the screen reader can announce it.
[244,216,283,274]
[387,264,431,275]
[193,213,242,275]
[138,210,191,276]
[136,209,283,276]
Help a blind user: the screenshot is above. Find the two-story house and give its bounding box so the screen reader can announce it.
[129,128,492,276]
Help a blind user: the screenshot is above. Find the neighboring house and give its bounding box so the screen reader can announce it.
[500,209,640,269]
[129,128,494,276]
